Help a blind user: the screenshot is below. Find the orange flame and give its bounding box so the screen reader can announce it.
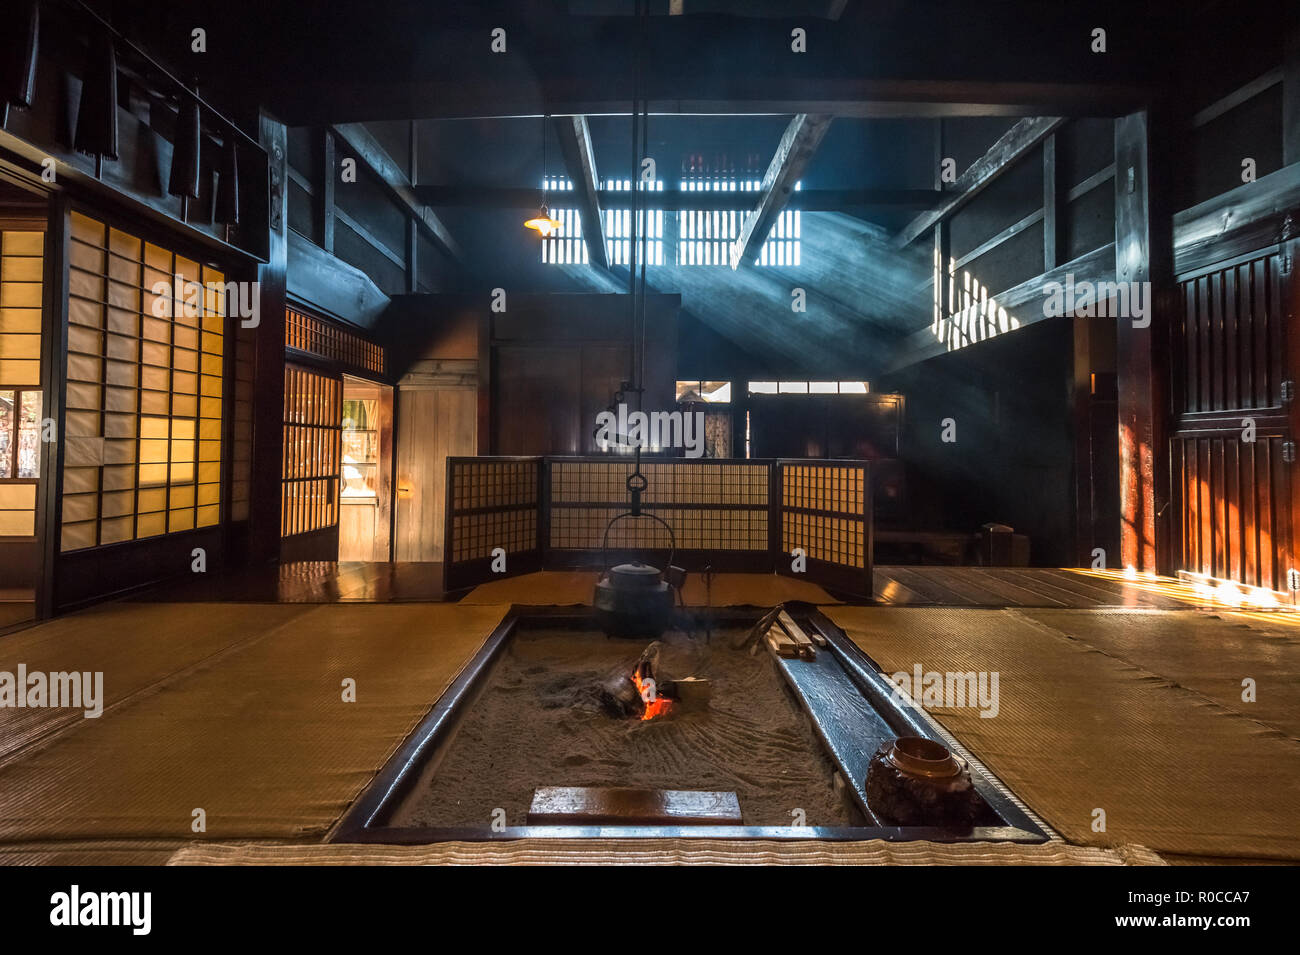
[630,669,673,721]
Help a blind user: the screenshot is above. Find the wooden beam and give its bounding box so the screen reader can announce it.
[414,184,936,211]
[731,113,833,269]
[1114,110,1173,575]
[330,122,463,263]
[1173,161,1300,275]
[893,116,1066,248]
[552,116,608,269]
[286,231,390,331]
[1190,68,1283,129]
[886,243,1114,370]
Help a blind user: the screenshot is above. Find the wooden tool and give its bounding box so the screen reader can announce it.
[776,611,816,659]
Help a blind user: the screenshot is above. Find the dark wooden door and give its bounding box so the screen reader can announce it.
[1169,240,1299,597]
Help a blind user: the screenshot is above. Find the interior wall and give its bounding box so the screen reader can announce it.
[881,317,1076,566]
[489,293,679,455]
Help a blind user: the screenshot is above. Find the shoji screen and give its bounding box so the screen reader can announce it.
[281,364,341,537]
[62,212,225,552]
[0,229,43,537]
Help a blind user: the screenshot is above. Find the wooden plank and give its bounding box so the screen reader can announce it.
[732,113,833,269]
[872,568,924,604]
[894,117,1065,248]
[1227,439,1242,584]
[967,568,1070,607]
[1237,261,1254,410]
[1224,267,1239,410]
[996,568,1135,608]
[1242,439,1258,586]
[883,567,983,606]
[552,116,608,270]
[527,787,743,826]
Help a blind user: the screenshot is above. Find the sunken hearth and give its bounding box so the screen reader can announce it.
[391,627,856,829]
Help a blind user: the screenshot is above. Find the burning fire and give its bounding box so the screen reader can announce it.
[631,667,673,721]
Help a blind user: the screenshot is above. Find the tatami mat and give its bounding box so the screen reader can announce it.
[821,606,1300,861]
[1020,609,1300,741]
[0,602,508,842]
[459,570,838,607]
[167,838,1164,866]
[0,602,316,765]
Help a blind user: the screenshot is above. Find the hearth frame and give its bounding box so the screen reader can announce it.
[330,607,1048,845]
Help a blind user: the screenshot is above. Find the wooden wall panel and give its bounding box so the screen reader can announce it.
[394,384,476,561]
[1173,435,1292,591]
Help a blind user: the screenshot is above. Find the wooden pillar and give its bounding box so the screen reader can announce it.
[317,129,335,254]
[1114,111,1174,575]
[36,195,70,617]
[250,113,289,562]
[1043,133,1064,271]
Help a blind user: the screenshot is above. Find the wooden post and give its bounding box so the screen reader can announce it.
[318,128,335,254]
[1043,133,1064,271]
[1114,111,1173,575]
[36,195,70,618]
[250,113,289,562]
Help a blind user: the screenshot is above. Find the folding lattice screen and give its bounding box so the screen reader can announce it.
[443,456,873,600]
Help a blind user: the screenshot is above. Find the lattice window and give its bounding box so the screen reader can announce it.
[547,459,769,552]
[281,365,340,537]
[447,458,539,562]
[0,229,43,538]
[780,463,867,570]
[678,178,800,267]
[285,307,384,376]
[542,178,664,266]
[61,212,224,552]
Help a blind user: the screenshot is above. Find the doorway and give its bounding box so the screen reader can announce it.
[338,375,393,561]
[0,203,49,630]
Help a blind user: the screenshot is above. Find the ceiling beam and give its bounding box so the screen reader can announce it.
[412,184,937,211]
[552,116,609,269]
[330,122,464,263]
[892,116,1066,248]
[885,243,1114,371]
[731,113,833,269]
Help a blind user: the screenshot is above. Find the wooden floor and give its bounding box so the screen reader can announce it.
[133,561,447,604]
[123,561,1250,612]
[0,573,1296,865]
[874,566,1230,609]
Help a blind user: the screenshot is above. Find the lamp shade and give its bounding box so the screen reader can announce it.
[523,203,560,237]
[214,133,240,225]
[168,92,202,199]
[72,32,118,159]
[1,0,39,109]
